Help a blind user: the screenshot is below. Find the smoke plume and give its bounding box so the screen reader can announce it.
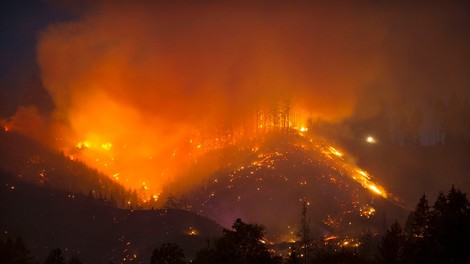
[7,1,470,196]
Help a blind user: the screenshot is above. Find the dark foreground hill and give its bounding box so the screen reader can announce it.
[0,171,222,264]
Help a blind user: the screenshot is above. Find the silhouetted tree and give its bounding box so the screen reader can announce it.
[194,218,279,264]
[192,246,214,264]
[0,236,34,264]
[297,200,311,264]
[150,243,185,264]
[385,185,470,264]
[403,194,431,263]
[376,221,404,264]
[428,185,470,263]
[164,194,178,209]
[405,194,431,239]
[164,194,191,211]
[44,248,65,264]
[358,230,378,263]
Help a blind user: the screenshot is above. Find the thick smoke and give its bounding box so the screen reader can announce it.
[37,1,390,122]
[7,1,470,195]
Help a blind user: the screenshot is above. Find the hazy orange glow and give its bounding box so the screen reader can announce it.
[4,1,391,199]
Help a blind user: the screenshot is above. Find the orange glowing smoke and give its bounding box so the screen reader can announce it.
[8,1,387,196]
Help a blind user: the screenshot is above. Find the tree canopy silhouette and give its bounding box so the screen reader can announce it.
[0,236,35,264]
[44,248,65,264]
[194,218,281,264]
[150,243,185,264]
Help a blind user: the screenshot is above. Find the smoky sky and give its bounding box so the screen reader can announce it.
[4,0,470,192]
[34,1,470,122]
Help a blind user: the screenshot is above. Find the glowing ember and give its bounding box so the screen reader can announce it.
[187,227,198,236]
[324,235,338,241]
[76,141,90,149]
[359,206,376,218]
[152,194,159,202]
[101,142,113,151]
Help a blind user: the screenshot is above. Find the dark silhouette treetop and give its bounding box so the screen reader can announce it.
[150,243,185,264]
[44,248,65,264]
[377,221,404,264]
[194,218,281,264]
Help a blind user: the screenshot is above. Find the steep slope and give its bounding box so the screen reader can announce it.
[0,171,222,264]
[183,133,408,242]
[0,129,136,207]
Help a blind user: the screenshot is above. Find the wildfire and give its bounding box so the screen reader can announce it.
[368,184,385,196]
[187,227,198,236]
[101,142,113,151]
[328,147,343,158]
[359,206,376,218]
[152,194,159,202]
[4,88,393,208]
[301,134,390,199]
[355,170,370,180]
[76,141,90,149]
[324,235,338,241]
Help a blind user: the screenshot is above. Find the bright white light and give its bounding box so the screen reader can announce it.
[366,136,376,143]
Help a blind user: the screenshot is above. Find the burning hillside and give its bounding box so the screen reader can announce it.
[2,107,406,244]
[0,128,137,207]
[4,0,381,199]
[177,130,407,242]
[4,0,468,208]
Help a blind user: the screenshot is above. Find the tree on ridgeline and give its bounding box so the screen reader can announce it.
[150,243,185,264]
[164,194,191,211]
[44,248,65,264]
